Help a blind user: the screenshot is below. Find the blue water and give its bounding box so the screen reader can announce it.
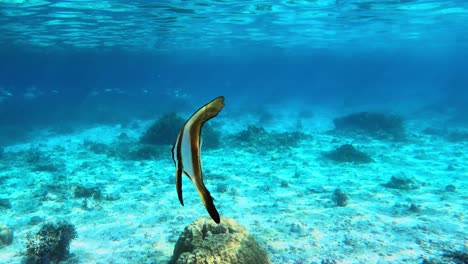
[0,1,467,263]
[1,0,467,135]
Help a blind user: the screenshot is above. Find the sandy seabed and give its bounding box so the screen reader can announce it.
[0,110,466,264]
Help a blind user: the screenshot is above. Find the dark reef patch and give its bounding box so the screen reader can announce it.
[232,125,310,149]
[140,113,185,145]
[382,176,420,190]
[332,189,349,207]
[140,112,221,149]
[73,185,102,200]
[323,144,373,164]
[333,111,406,140]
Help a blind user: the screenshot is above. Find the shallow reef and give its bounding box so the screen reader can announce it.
[140,112,222,149]
[25,220,77,264]
[140,113,185,145]
[323,144,373,164]
[200,124,222,149]
[333,111,406,140]
[233,125,310,150]
[172,217,271,264]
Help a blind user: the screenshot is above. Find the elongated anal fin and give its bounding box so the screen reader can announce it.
[195,180,220,224]
[175,167,184,206]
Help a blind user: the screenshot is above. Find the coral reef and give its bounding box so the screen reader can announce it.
[140,113,185,145]
[382,176,420,190]
[140,112,222,149]
[323,144,373,164]
[333,111,406,140]
[236,125,267,142]
[25,220,77,264]
[0,223,13,248]
[200,124,221,149]
[172,217,271,264]
[234,125,310,149]
[332,189,349,207]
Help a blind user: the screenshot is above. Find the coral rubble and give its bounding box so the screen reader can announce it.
[172,217,271,264]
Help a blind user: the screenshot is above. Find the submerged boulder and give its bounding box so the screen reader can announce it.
[172,217,271,264]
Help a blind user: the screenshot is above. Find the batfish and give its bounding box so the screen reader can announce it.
[171,96,224,224]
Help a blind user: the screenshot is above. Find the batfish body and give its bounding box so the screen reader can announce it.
[171,96,224,224]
